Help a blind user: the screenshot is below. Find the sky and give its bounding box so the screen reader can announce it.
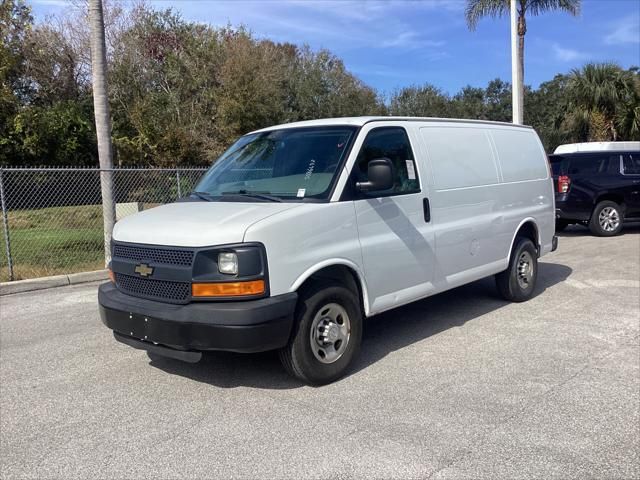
[31,0,640,95]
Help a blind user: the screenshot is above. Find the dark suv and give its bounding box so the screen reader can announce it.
[550,149,640,236]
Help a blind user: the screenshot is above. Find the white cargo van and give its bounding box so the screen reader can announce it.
[99,117,557,385]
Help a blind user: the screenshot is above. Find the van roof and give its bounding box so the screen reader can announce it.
[553,141,640,154]
[250,116,534,134]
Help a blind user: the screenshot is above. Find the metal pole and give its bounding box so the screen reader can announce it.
[0,169,15,281]
[176,169,182,198]
[510,0,523,124]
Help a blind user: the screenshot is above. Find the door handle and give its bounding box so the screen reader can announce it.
[423,198,431,223]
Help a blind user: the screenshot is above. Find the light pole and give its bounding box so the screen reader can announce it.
[510,0,523,124]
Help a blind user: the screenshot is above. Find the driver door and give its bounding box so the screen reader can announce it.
[347,125,436,315]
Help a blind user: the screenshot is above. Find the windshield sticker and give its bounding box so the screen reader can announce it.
[297,188,306,198]
[406,160,416,180]
[304,159,316,180]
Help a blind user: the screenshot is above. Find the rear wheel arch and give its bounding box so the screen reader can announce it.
[593,193,625,213]
[508,219,540,260]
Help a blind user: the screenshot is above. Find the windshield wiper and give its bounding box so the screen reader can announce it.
[190,191,215,202]
[221,190,283,202]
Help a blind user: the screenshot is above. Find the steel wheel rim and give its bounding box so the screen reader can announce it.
[516,251,534,290]
[599,207,620,232]
[309,303,351,364]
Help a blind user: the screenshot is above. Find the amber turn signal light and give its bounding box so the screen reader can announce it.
[192,280,265,297]
[108,268,116,283]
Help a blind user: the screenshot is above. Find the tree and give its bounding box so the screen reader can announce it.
[565,63,640,142]
[388,84,450,117]
[89,0,115,264]
[465,0,580,119]
[525,73,571,151]
[0,0,32,165]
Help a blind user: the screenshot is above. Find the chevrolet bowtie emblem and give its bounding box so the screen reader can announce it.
[134,263,154,277]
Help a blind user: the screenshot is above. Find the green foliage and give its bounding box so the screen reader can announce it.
[0,1,637,166]
[389,84,450,117]
[466,0,581,30]
[7,99,97,166]
[565,63,640,141]
[390,79,512,123]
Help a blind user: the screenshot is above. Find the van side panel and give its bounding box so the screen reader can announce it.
[491,128,549,182]
[489,127,555,254]
[418,123,555,291]
[419,124,509,287]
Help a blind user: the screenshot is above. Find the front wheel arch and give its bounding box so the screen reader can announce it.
[290,261,370,316]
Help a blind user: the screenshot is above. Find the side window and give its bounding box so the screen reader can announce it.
[567,155,608,175]
[622,153,640,175]
[355,127,419,195]
[607,155,622,174]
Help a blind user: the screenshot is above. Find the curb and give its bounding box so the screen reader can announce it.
[0,269,108,296]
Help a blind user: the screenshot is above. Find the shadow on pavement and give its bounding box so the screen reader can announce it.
[557,222,640,237]
[148,261,572,389]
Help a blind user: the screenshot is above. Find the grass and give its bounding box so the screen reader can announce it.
[0,205,105,281]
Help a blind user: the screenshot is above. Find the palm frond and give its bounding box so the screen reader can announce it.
[527,0,581,17]
[465,0,510,30]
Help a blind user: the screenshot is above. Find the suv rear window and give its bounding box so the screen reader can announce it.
[567,155,609,175]
[622,153,640,175]
[549,155,564,176]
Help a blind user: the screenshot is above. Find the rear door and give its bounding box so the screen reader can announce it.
[564,153,615,215]
[621,153,640,217]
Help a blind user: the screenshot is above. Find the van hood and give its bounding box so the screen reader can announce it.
[112,201,303,247]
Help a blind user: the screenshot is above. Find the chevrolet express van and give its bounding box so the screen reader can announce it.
[99,117,558,385]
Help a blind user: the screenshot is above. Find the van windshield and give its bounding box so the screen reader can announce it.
[194,126,357,201]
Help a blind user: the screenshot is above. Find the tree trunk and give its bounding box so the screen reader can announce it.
[517,14,526,122]
[89,0,115,266]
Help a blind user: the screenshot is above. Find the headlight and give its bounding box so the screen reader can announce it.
[218,252,238,275]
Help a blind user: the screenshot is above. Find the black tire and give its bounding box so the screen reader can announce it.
[555,220,569,232]
[589,200,624,237]
[279,283,362,386]
[495,237,538,302]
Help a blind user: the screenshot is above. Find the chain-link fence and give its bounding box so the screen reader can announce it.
[0,167,208,282]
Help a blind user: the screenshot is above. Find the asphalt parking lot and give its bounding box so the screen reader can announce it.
[1,227,639,479]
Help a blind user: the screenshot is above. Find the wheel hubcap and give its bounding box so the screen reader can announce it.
[516,251,534,290]
[310,303,351,364]
[599,207,620,232]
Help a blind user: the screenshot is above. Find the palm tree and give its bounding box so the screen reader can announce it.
[89,0,115,264]
[566,63,640,141]
[466,0,581,118]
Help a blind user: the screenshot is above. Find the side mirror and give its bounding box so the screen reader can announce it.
[356,158,394,192]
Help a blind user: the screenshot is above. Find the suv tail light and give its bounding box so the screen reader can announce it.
[558,175,571,193]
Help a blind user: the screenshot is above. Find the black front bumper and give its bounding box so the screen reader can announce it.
[99,282,297,354]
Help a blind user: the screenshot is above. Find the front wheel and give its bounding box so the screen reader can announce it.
[279,284,362,385]
[495,237,538,302]
[589,201,623,236]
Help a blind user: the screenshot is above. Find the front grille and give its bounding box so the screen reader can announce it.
[113,244,194,267]
[115,273,190,303]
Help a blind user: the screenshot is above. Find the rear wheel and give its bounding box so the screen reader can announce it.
[589,201,623,236]
[279,283,362,385]
[496,237,538,302]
